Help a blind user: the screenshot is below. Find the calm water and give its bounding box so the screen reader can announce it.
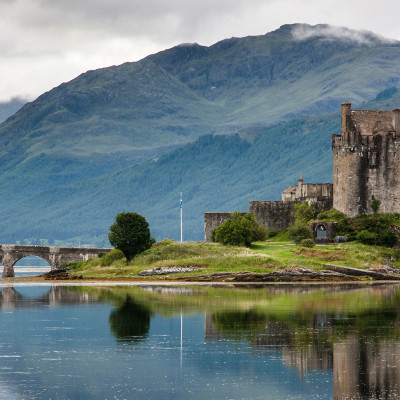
[1,283,400,399]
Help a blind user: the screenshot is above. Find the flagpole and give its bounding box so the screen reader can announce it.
[180,192,183,242]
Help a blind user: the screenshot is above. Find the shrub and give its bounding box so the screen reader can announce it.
[377,229,399,247]
[268,230,279,238]
[300,238,315,248]
[288,221,313,244]
[294,201,313,223]
[317,208,351,236]
[108,212,155,261]
[99,249,126,266]
[356,230,378,245]
[213,212,267,247]
[370,196,381,214]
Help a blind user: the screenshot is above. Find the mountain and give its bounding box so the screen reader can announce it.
[3,86,400,245]
[0,98,26,124]
[1,24,400,245]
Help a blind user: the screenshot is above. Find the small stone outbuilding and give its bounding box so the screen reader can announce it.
[309,221,337,244]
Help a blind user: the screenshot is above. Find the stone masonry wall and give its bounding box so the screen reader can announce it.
[205,199,333,241]
[333,104,400,217]
[204,212,246,242]
[249,198,333,231]
[249,201,297,231]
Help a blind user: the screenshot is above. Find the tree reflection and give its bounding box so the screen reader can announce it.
[109,295,151,343]
[212,310,267,341]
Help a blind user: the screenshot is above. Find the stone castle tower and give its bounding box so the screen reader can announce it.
[332,102,400,216]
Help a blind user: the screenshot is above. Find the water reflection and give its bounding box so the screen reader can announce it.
[1,284,400,399]
[109,295,151,342]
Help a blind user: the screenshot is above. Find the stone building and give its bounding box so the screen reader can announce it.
[205,102,400,241]
[332,103,400,217]
[204,176,332,242]
[281,174,333,203]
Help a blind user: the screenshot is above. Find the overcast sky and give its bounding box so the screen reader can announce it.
[1,0,400,103]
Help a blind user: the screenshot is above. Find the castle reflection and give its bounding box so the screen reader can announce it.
[205,307,400,399]
[2,284,400,399]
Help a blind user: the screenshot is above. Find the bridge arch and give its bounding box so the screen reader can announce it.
[13,256,51,277]
[0,245,112,277]
[13,254,53,268]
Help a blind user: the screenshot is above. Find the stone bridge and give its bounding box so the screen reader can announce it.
[0,245,112,277]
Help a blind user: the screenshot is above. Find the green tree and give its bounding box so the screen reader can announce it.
[288,221,313,244]
[294,201,319,223]
[108,212,155,261]
[213,212,267,247]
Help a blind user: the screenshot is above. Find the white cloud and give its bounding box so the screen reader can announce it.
[291,24,398,45]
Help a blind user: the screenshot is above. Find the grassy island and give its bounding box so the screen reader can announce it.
[66,238,400,282]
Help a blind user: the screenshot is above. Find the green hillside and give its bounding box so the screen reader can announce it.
[2,87,399,246]
[0,110,340,245]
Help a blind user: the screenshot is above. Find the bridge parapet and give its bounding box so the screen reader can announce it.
[0,245,112,277]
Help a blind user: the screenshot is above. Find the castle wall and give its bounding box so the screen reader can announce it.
[299,183,333,200]
[249,198,333,231]
[333,104,400,217]
[204,212,246,242]
[249,201,297,231]
[204,198,333,241]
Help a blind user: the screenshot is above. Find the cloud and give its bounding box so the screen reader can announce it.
[291,24,398,45]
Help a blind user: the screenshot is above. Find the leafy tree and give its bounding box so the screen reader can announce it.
[108,212,155,261]
[213,212,267,247]
[294,201,319,224]
[294,201,313,223]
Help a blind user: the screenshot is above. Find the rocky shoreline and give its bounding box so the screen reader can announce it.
[7,264,400,283]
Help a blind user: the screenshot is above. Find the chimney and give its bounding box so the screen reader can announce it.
[341,102,351,133]
[393,108,400,132]
[298,173,303,184]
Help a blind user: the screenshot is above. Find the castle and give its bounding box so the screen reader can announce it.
[333,103,400,216]
[204,175,332,242]
[204,102,400,241]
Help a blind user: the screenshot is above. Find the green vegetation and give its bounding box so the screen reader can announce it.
[299,238,315,248]
[67,237,400,279]
[317,208,400,247]
[370,195,381,214]
[288,221,314,244]
[286,201,400,248]
[213,212,267,246]
[69,239,275,279]
[108,212,155,261]
[287,201,315,244]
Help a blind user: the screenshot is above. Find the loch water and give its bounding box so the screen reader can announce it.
[1,283,400,399]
